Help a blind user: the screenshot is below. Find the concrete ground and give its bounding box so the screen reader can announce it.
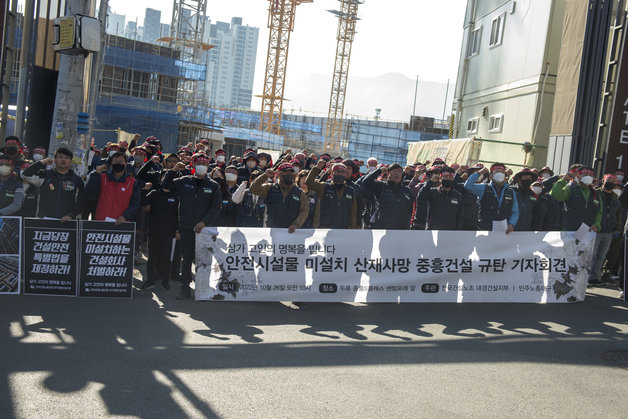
[0,259,627,418]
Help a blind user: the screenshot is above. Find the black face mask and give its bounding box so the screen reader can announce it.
[604,182,615,191]
[112,163,126,173]
[119,148,127,154]
[281,174,294,185]
[520,179,533,189]
[441,179,454,188]
[5,147,17,155]
[333,174,345,184]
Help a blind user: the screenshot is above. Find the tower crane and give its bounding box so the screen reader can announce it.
[259,0,313,135]
[324,0,362,154]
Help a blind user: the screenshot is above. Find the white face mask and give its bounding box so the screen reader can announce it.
[195,165,208,177]
[246,161,257,169]
[541,173,550,180]
[580,175,593,186]
[532,186,543,195]
[216,155,225,163]
[492,172,506,183]
[614,188,622,197]
[225,172,237,182]
[367,166,376,173]
[616,175,624,183]
[33,153,44,161]
[259,159,267,168]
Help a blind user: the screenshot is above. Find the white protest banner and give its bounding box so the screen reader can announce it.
[195,228,595,303]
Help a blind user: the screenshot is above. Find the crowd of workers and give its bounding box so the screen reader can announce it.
[0,134,625,300]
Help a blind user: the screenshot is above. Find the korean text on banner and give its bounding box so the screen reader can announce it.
[79,221,135,298]
[195,228,595,303]
[23,218,78,296]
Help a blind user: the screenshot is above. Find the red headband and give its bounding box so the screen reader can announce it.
[192,154,209,164]
[278,163,294,172]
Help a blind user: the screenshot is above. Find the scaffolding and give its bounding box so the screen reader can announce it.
[165,0,217,147]
[95,35,197,150]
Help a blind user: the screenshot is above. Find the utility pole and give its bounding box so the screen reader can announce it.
[0,0,17,141]
[47,0,93,155]
[413,75,418,116]
[86,0,108,141]
[442,79,450,121]
[14,0,35,141]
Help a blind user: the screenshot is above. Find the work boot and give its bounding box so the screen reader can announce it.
[176,284,191,300]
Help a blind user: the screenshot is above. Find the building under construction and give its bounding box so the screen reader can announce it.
[93,34,211,151]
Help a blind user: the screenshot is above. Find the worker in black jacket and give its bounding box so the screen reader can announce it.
[142,186,179,291]
[0,154,23,215]
[17,162,39,217]
[162,153,222,299]
[21,147,84,220]
[512,168,539,231]
[413,166,463,230]
[361,163,414,230]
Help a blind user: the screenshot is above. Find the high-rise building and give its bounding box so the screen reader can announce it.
[106,8,125,36]
[143,8,162,44]
[204,18,258,109]
[125,21,138,40]
[160,23,171,39]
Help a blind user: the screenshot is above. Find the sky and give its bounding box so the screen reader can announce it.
[105,0,468,120]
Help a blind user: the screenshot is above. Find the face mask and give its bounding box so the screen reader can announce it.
[441,179,454,188]
[216,155,225,162]
[5,147,17,155]
[614,188,622,197]
[134,156,144,165]
[367,166,376,173]
[604,182,615,191]
[580,175,593,186]
[520,179,533,189]
[542,173,550,180]
[492,172,505,183]
[616,175,624,183]
[0,165,12,176]
[281,174,294,185]
[33,154,44,161]
[333,174,345,184]
[259,159,267,168]
[119,148,127,154]
[112,163,126,173]
[246,161,257,169]
[225,172,238,182]
[532,186,543,195]
[195,165,208,177]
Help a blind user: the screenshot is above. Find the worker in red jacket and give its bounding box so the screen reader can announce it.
[86,151,141,224]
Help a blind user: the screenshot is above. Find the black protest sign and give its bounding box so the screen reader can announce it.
[23,218,78,296]
[0,217,21,294]
[79,221,135,298]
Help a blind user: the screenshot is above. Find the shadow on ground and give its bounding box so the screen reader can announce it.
[0,281,626,417]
